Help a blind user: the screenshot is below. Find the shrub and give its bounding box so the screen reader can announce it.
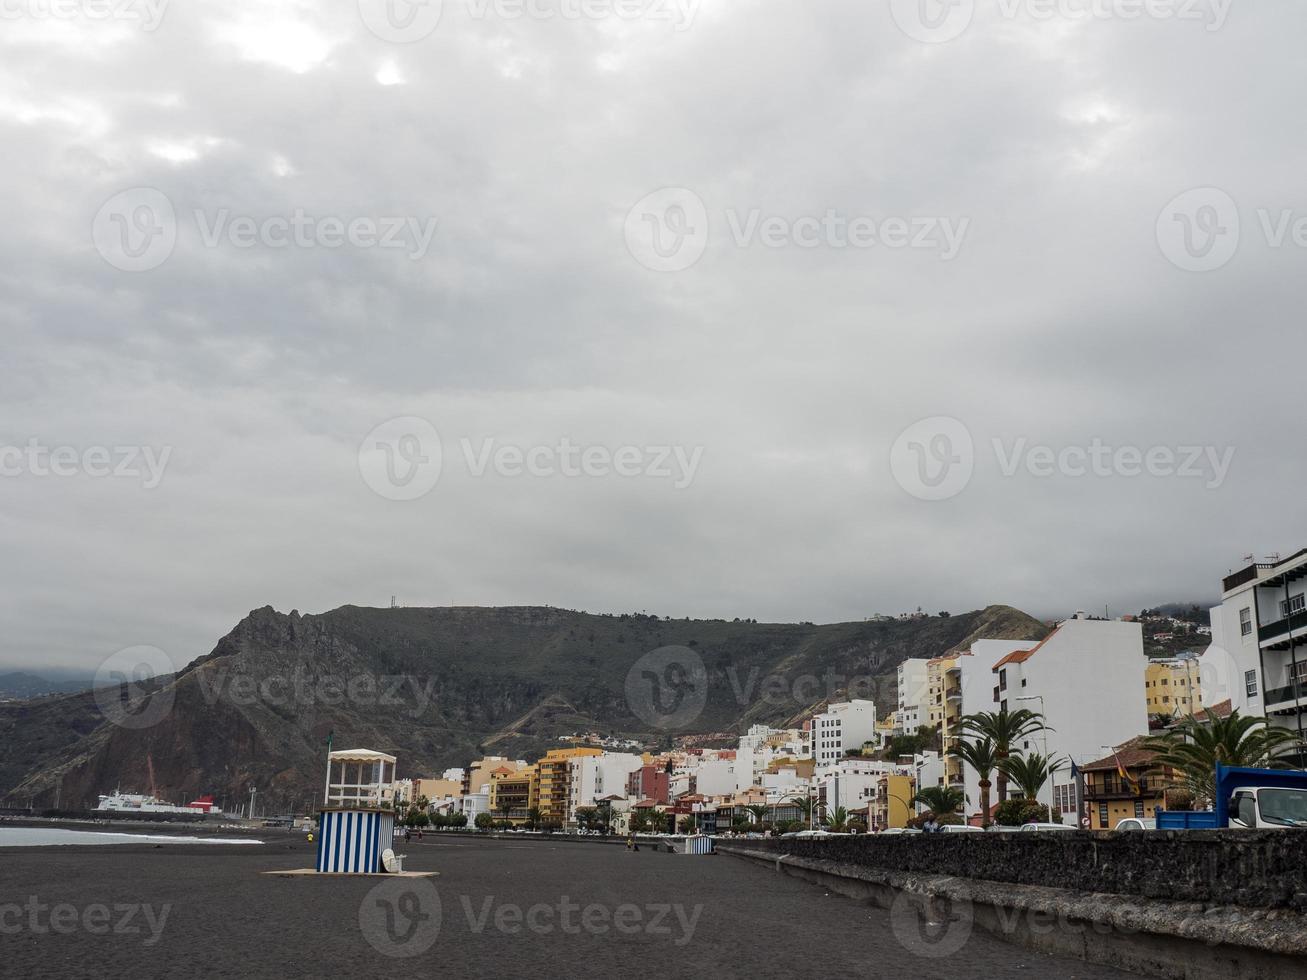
[993,799,1052,826]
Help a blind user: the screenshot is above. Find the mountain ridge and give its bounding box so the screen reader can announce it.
[0,602,1048,813]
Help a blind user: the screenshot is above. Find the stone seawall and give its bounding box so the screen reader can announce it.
[717,837,1307,980]
[730,831,1307,910]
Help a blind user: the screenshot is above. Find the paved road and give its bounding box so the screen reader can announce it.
[1,834,1142,979]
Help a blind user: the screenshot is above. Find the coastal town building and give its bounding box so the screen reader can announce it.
[1145,659,1203,718]
[811,700,877,767]
[1210,549,1307,746]
[1080,739,1170,829]
[537,747,602,824]
[947,620,1146,823]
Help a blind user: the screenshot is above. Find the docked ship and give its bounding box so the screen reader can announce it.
[94,791,218,817]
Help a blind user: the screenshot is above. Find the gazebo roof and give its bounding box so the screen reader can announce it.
[329,749,397,763]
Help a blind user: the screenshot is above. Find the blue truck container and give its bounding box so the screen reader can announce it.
[1155,763,1307,829]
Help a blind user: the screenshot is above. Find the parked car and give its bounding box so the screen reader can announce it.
[938,824,986,834]
[1113,817,1156,831]
[878,827,921,835]
[1019,822,1077,832]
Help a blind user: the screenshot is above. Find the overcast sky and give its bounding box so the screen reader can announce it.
[2,0,1303,674]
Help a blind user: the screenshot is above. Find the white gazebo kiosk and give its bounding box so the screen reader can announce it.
[315,748,397,874]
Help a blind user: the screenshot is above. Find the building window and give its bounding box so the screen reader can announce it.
[1291,661,1307,682]
[1240,607,1252,636]
[1282,594,1306,618]
[1245,670,1259,697]
[1134,801,1145,818]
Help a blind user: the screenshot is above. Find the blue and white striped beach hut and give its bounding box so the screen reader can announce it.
[683,834,714,855]
[315,807,395,873]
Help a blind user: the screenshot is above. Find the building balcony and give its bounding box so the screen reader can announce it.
[1259,609,1307,644]
[1264,681,1307,712]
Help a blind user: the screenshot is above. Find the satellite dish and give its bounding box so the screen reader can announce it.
[382,848,400,873]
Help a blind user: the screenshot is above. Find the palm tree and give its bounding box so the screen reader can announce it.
[1144,709,1303,806]
[911,785,965,819]
[949,737,1000,827]
[746,804,768,826]
[786,795,816,825]
[997,752,1064,801]
[525,806,542,831]
[495,799,513,825]
[959,707,1047,803]
[822,806,849,832]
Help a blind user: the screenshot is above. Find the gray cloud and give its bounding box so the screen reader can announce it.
[1,0,1301,671]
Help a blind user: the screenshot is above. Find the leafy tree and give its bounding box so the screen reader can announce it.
[1144,709,1304,806]
[997,752,1064,802]
[629,810,651,833]
[677,815,696,834]
[474,812,493,830]
[959,708,1047,803]
[949,737,1000,827]
[911,785,965,817]
[574,806,598,831]
[525,807,542,831]
[448,812,468,829]
[773,819,798,835]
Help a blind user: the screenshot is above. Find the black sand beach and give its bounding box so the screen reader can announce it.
[2,833,1140,979]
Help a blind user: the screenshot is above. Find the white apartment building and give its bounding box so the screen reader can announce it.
[811,700,877,768]
[953,638,1040,813]
[735,725,802,787]
[945,619,1145,822]
[693,757,739,797]
[1210,549,1307,745]
[896,659,931,735]
[567,752,643,822]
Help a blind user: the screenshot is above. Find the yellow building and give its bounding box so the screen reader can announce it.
[413,777,461,801]
[536,747,602,825]
[462,756,527,796]
[1145,659,1202,718]
[488,764,538,825]
[927,654,964,789]
[872,773,916,831]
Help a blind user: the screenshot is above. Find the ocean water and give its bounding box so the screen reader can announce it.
[0,826,264,847]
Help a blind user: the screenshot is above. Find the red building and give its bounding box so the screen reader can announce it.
[627,764,670,804]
